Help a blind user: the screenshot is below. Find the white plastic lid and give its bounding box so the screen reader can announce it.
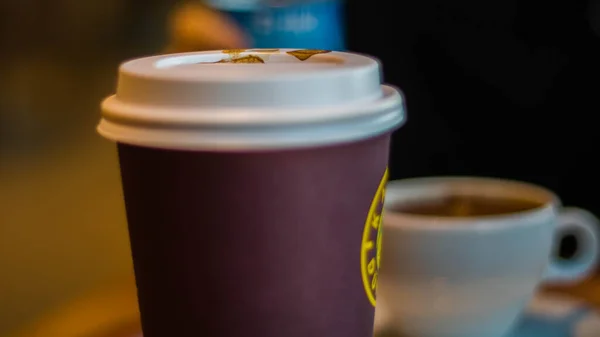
[98,49,406,151]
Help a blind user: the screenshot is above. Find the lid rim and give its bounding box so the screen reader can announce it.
[101,85,402,127]
[97,110,406,151]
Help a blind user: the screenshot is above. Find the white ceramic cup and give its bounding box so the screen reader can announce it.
[375,177,600,337]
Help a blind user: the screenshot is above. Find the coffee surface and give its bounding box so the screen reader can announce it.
[389,195,542,217]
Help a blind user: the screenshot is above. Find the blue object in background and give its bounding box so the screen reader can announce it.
[208,0,346,51]
[251,0,345,50]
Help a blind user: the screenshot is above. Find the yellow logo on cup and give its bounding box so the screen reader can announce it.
[361,168,387,307]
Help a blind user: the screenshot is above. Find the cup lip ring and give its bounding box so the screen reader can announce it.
[98,86,405,151]
[100,85,402,127]
[384,176,559,231]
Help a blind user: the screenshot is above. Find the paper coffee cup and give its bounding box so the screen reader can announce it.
[98,49,405,337]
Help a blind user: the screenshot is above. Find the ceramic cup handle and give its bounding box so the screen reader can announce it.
[544,207,600,283]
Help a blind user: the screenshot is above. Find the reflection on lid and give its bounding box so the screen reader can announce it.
[205,49,337,64]
[215,55,265,63]
[287,49,331,61]
[222,49,247,55]
[248,49,280,53]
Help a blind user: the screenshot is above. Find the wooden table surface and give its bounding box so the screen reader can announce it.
[9,275,600,337]
[544,275,600,307]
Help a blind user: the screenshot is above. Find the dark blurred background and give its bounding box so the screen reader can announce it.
[1,0,600,336]
[0,1,174,335]
[346,0,600,217]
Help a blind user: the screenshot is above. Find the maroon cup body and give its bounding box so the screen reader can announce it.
[116,133,391,337]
